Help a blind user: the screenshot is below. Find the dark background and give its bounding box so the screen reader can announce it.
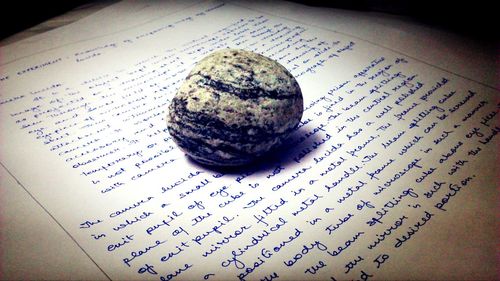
[0,1,90,40]
[296,0,497,42]
[0,1,497,43]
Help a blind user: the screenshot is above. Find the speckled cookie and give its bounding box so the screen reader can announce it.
[167,49,303,166]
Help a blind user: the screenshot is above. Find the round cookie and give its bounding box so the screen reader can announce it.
[167,48,303,166]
